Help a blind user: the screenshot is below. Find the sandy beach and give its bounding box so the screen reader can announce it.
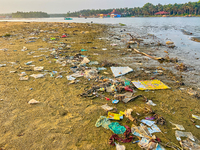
[0,21,200,150]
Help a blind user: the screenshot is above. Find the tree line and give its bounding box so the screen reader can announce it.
[66,1,200,17]
[12,11,50,18]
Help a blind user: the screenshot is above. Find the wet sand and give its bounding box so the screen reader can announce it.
[0,22,200,150]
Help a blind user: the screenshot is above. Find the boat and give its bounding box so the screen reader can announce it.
[64,17,73,20]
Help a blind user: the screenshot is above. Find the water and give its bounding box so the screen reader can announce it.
[1,17,200,86]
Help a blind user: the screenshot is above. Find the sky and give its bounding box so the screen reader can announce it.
[0,0,198,14]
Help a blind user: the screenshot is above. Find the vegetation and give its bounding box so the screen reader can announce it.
[66,1,200,17]
[12,11,50,18]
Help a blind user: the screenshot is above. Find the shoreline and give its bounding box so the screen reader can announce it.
[0,22,200,150]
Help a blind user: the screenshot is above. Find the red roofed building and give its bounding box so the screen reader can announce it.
[155,11,169,15]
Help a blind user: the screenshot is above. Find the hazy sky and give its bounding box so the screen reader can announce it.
[0,0,198,14]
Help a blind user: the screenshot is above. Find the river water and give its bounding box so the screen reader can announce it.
[1,17,200,87]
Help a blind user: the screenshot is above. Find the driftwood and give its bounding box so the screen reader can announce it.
[133,48,165,62]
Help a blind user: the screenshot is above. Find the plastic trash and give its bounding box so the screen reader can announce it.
[155,143,166,150]
[138,138,150,149]
[124,109,135,122]
[195,125,200,128]
[122,95,142,103]
[19,76,29,81]
[95,116,111,129]
[146,100,157,106]
[145,116,155,120]
[18,72,26,77]
[141,119,155,126]
[97,67,107,71]
[21,46,27,51]
[170,121,185,130]
[56,75,63,79]
[25,61,33,65]
[108,122,126,134]
[105,97,110,101]
[124,86,133,92]
[30,74,45,79]
[148,124,161,134]
[108,111,124,120]
[110,66,133,77]
[101,104,113,111]
[81,49,87,52]
[112,100,119,104]
[192,114,200,120]
[88,61,99,65]
[80,57,90,64]
[180,139,200,150]
[28,99,40,104]
[115,143,125,150]
[132,80,170,90]
[0,64,6,67]
[61,35,67,38]
[34,67,44,71]
[175,131,195,141]
[106,85,116,92]
[66,75,76,80]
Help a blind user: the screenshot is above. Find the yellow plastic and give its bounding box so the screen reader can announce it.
[132,79,170,90]
[107,112,124,120]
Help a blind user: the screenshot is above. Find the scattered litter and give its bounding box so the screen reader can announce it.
[180,139,200,149]
[28,99,40,104]
[175,131,195,141]
[18,72,26,77]
[145,116,155,120]
[80,57,90,64]
[146,100,156,106]
[89,61,99,65]
[124,109,135,122]
[112,100,119,104]
[81,49,87,52]
[30,74,45,79]
[21,46,27,51]
[192,114,200,120]
[97,67,107,71]
[138,137,150,149]
[141,119,155,126]
[107,111,124,120]
[25,61,34,65]
[95,116,111,129]
[66,75,76,80]
[108,122,126,134]
[111,66,133,77]
[109,125,133,146]
[170,121,185,130]
[148,124,161,134]
[19,76,29,81]
[132,80,170,90]
[56,75,63,79]
[195,125,200,128]
[122,95,142,103]
[34,67,44,71]
[101,104,113,111]
[0,64,6,67]
[102,48,107,50]
[115,143,125,150]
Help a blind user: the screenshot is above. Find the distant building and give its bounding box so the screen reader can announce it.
[98,14,108,18]
[155,11,169,15]
[98,9,121,18]
[108,9,121,18]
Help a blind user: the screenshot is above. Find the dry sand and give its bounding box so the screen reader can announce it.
[0,22,200,150]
